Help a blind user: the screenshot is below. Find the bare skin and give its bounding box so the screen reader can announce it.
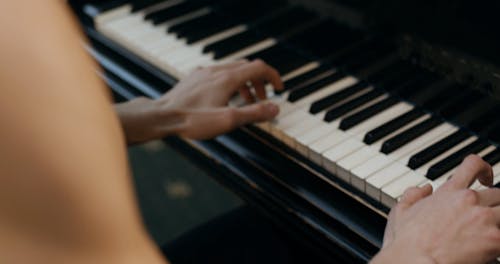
[1,1,500,264]
[115,60,282,144]
[0,1,281,263]
[372,155,500,264]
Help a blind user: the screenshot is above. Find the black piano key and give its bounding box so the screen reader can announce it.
[285,68,338,95]
[324,89,384,122]
[381,117,443,154]
[202,7,303,59]
[257,7,317,36]
[339,97,399,131]
[131,0,164,12]
[247,46,311,75]
[309,81,369,114]
[184,19,238,44]
[168,12,218,34]
[215,0,287,23]
[282,65,334,94]
[307,54,403,115]
[288,71,346,103]
[345,46,397,75]
[271,53,312,75]
[204,31,266,59]
[175,0,283,44]
[426,140,490,180]
[484,148,500,166]
[408,130,471,169]
[145,1,210,25]
[364,109,425,145]
[287,19,364,58]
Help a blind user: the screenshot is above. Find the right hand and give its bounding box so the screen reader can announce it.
[374,155,500,264]
[116,60,283,143]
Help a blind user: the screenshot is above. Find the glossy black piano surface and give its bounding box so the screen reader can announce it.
[68,0,500,262]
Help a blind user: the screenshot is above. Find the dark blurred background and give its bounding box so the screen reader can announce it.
[128,140,242,246]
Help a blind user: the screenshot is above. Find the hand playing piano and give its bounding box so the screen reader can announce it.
[116,60,283,144]
[372,155,500,264]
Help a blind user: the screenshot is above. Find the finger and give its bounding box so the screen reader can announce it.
[478,188,500,207]
[252,80,267,100]
[233,59,283,91]
[232,102,280,127]
[399,184,433,208]
[238,87,255,104]
[441,155,493,191]
[492,206,500,227]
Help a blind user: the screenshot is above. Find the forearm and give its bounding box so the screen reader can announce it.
[115,97,185,144]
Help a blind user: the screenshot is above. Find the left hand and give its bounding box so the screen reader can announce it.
[115,60,283,144]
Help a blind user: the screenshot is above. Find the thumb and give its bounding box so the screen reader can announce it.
[232,102,280,127]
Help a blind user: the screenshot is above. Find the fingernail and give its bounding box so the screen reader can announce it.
[265,103,279,116]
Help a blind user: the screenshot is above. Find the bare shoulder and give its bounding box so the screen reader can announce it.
[0,1,166,263]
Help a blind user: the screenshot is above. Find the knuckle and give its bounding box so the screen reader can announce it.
[392,203,405,214]
[224,108,238,128]
[463,154,488,169]
[458,189,479,205]
[470,207,494,223]
[402,187,419,198]
[251,59,266,68]
[218,73,235,85]
[487,228,500,242]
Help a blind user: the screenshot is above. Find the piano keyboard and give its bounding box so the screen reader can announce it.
[87,0,500,209]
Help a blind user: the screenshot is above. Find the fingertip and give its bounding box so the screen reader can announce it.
[263,102,279,117]
[448,154,493,190]
[421,183,434,195]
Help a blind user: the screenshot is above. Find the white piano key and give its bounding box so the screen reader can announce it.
[333,105,417,174]
[94,4,133,26]
[282,62,320,82]
[297,98,407,160]
[305,103,414,162]
[99,12,143,30]
[323,138,365,179]
[336,147,379,181]
[219,38,277,62]
[381,171,427,207]
[366,162,411,200]
[414,136,479,176]
[344,99,408,139]
[383,136,480,197]
[427,144,494,190]
[351,120,453,191]
[367,128,458,193]
[309,131,350,165]
[270,77,358,130]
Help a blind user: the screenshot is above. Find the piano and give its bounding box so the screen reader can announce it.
[69,0,500,262]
